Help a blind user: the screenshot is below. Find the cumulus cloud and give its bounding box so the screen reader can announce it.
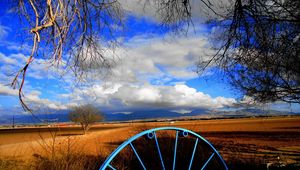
[0,24,213,84]
[171,109,192,114]
[105,32,214,84]
[64,83,236,110]
[24,90,67,110]
[0,53,18,64]
[119,0,158,21]
[0,25,10,40]
[0,52,59,81]
[0,30,232,111]
[119,0,232,22]
[0,21,233,112]
[53,34,225,109]
[0,83,18,96]
[0,83,66,110]
[0,52,69,111]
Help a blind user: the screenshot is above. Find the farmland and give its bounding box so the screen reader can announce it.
[0,116,300,169]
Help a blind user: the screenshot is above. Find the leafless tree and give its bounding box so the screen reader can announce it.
[68,104,104,134]
[152,0,193,33]
[11,0,124,111]
[155,0,300,104]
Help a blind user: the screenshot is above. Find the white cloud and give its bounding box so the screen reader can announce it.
[0,21,233,112]
[168,68,197,79]
[171,109,192,114]
[0,84,18,96]
[104,31,214,84]
[65,83,236,110]
[119,0,232,22]
[119,0,158,20]
[24,90,67,110]
[7,43,32,53]
[0,29,231,111]
[0,25,213,85]
[0,52,59,81]
[0,83,67,110]
[0,53,18,64]
[0,25,10,40]
[112,111,133,115]
[114,84,162,105]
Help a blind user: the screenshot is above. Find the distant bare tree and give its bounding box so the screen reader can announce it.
[68,104,104,134]
[11,0,123,111]
[156,0,300,104]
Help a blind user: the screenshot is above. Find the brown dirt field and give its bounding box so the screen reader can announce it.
[0,116,300,168]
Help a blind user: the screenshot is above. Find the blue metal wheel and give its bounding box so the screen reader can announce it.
[100,127,228,170]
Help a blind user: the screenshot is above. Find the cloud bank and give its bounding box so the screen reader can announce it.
[0,24,235,112]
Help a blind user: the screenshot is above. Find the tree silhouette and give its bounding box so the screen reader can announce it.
[156,0,300,103]
[12,0,123,111]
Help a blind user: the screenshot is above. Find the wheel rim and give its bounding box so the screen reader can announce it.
[100,127,228,170]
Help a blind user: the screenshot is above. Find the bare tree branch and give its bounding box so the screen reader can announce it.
[13,0,124,111]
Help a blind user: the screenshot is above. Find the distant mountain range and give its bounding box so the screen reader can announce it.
[0,108,298,125]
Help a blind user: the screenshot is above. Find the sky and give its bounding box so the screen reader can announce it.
[0,1,299,116]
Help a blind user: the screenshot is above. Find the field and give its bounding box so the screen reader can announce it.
[0,116,300,169]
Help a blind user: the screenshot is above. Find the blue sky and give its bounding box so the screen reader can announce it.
[0,1,299,115]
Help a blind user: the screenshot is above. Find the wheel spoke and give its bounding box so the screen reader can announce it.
[154,132,165,170]
[108,164,116,170]
[188,138,199,170]
[172,131,179,170]
[201,153,215,170]
[129,143,146,170]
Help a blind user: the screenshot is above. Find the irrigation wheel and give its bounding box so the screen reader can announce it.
[100,127,228,170]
